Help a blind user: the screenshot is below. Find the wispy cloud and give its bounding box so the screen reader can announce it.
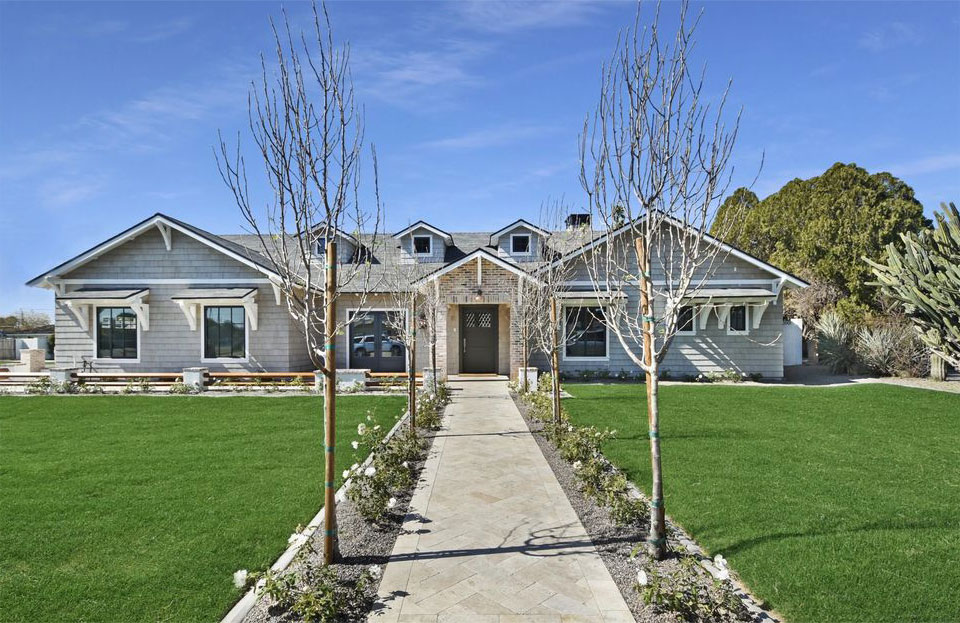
[38,177,107,209]
[880,153,960,177]
[454,0,602,33]
[418,123,558,150]
[858,22,921,53]
[31,14,196,43]
[352,39,489,109]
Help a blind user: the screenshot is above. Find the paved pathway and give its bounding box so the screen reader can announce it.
[371,380,634,623]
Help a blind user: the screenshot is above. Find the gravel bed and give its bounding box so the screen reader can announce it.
[242,425,438,623]
[510,391,760,623]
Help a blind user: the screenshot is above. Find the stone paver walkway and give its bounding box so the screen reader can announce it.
[370,380,634,623]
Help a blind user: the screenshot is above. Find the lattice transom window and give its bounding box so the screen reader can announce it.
[466,311,493,328]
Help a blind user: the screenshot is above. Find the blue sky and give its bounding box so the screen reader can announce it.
[1,0,958,313]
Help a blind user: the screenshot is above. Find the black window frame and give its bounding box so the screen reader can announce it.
[203,306,247,360]
[96,306,138,360]
[511,234,531,254]
[412,235,432,255]
[729,305,748,334]
[564,305,608,359]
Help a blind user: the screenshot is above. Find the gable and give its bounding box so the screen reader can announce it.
[62,226,266,281]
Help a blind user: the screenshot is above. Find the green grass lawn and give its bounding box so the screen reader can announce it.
[0,395,406,623]
[564,383,960,623]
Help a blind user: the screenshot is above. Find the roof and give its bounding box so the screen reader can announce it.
[489,219,551,245]
[28,212,807,295]
[392,221,453,244]
[170,287,258,300]
[59,288,149,300]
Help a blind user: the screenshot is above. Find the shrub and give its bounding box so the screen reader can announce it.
[250,563,377,622]
[816,309,858,373]
[416,382,450,429]
[635,556,749,622]
[345,416,426,523]
[855,319,929,377]
[169,382,198,395]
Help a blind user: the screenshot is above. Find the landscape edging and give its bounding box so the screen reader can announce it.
[220,408,412,623]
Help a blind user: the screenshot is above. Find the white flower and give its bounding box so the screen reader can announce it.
[233,569,248,588]
[351,440,359,450]
[342,469,350,479]
[636,569,648,586]
[402,461,409,469]
[373,425,381,431]
[387,497,397,509]
[717,567,730,581]
[572,460,582,470]
[567,425,574,432]
[366,414,373,421]
[357,423,367,435]
[713,554,727,569]
[364,466,376,477]
[368,564,382,579]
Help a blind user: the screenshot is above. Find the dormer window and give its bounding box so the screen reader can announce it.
[511,234,531,255]
[315,237,327,256]
[413,235,432,255]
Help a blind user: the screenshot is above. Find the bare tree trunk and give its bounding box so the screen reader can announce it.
[637,237,667,560]
[409,296,417,431]
[521,325,529,393]
[550,297,561,424]
[323,239,339,564]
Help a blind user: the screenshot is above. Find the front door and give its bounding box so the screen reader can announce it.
[460,306,498,374]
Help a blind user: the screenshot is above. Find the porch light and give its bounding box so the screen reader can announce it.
[474,288,483,301]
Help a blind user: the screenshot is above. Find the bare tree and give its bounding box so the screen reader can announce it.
[530,201,584,424]
[382,261,440,429]
[216,2,382,564]
[579,1,747,559]
[511,276,541,393]
[417,277,444,394]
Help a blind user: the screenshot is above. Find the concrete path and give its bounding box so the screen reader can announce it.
[370,380,634,623]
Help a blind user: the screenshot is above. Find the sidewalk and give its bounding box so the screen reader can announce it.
[370,379,633,623]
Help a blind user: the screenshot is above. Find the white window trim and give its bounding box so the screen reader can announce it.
[727,304,750,335]
[92,306,141,363]
[412,235,433,256]
[510,233,532,256]
[676,305,697,336]
[347,308,409,372]
[561,304,610,362]
[200,305,250,363]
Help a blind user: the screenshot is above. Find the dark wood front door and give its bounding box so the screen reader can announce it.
[460,306,498,373]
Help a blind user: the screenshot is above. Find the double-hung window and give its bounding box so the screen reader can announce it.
[96,307,138,359]
[564,306,607,359]
[204,306,247,359]
[728,305,748,335]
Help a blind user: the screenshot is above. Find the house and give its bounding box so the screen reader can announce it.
[27,212,808,379]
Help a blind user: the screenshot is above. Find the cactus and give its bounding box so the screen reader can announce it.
[866,202,960,370]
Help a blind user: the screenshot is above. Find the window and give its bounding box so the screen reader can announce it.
[728,305,748,334]
[204,306,246,359]
[315,237,327,255]
[413,235,432,255]
[348,310,406,373]
[511,234,531,254]
[677,305,696,335]
[96,307,138,359]
[564,306,607,359]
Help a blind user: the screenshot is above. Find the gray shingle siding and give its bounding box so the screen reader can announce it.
[53,227,313,372]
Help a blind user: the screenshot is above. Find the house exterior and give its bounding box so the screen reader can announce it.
[27,213,808,380]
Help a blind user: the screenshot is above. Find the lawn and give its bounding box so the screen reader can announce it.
[0,395,406,623]
[564,383,960,623]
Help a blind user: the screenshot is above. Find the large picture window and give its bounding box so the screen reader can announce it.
[564,306,607,359]
[204,306,246,359]
[96,307,138,359]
